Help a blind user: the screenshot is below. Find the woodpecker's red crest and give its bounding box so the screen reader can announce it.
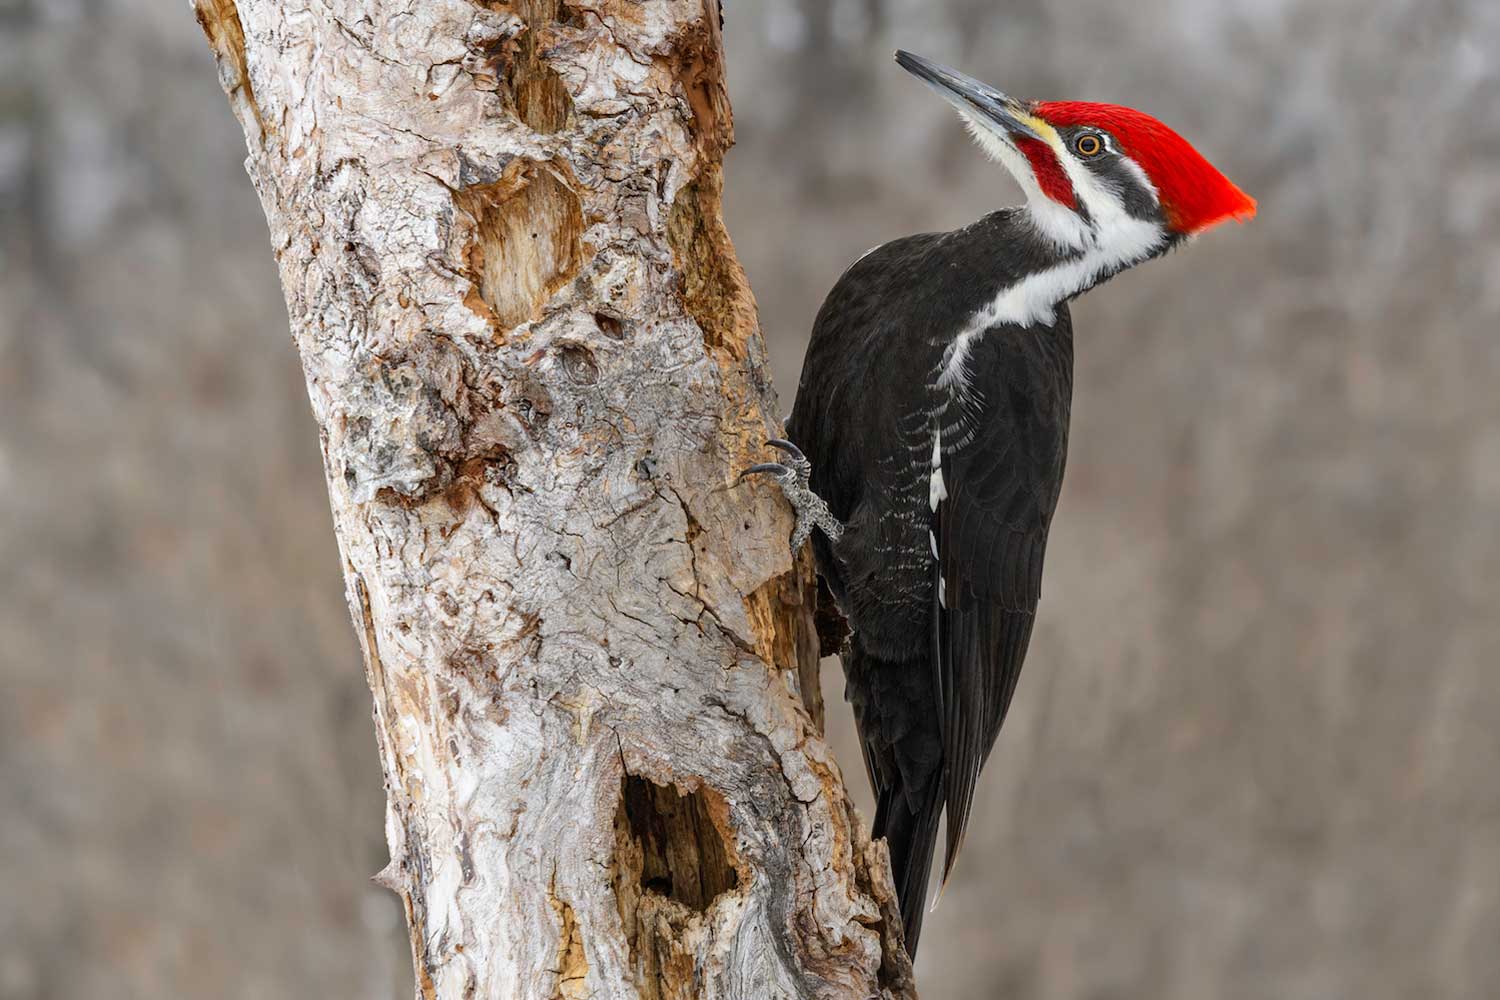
[1033,101,1257,234]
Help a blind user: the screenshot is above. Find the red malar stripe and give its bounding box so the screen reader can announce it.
[1015,136,1077,209]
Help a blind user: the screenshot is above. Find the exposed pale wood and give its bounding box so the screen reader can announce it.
[193,1,914,996]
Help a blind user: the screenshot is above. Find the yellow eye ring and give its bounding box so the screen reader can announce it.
[1075,133,1103,157]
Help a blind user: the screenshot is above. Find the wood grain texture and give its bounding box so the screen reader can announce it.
[193,1,914,996]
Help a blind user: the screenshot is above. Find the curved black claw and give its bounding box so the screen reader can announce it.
[764,439,811,481]
[765,438,805,461]
[741,461,792,481]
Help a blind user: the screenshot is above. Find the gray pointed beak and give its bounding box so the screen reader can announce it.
[895,50,1043,143]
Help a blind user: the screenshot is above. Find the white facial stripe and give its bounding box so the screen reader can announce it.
[1115,154,1160,207]
[1053,137,1153,240]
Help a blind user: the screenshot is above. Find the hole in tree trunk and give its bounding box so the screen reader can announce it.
[616,774,738,912]
[455,159,585,335]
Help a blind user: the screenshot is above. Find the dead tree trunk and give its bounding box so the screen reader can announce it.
[194,1,913,997]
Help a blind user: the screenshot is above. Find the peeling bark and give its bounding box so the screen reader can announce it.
[193,1,913,996]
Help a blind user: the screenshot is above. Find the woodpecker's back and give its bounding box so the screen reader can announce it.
[787,209,1073,955]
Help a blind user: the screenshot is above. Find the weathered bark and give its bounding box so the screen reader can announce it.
[193,1,913,997]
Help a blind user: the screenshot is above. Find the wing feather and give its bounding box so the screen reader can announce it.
[931,323,1071,885]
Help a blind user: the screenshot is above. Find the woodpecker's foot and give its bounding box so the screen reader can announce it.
[742,439,845,550]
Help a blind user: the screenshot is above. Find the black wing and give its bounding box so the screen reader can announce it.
[934,315,1073,881]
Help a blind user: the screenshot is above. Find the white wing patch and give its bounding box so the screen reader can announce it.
[928,427,948,512]
[932,428,947,609]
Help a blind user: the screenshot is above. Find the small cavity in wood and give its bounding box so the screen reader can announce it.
[616,774,738,912]
[456,160,585,333]
[593,312,626,340]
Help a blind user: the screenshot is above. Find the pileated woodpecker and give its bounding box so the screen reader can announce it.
[748,51,1255,957]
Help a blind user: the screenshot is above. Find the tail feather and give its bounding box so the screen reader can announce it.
[846,643,945,959]
[873,775,944,958]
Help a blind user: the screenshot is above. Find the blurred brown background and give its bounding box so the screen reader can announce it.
[3,1,1498,997]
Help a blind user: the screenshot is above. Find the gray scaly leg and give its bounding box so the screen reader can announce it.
[742,439,845,551]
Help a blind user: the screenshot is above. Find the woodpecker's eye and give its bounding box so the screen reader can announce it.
[1074,133,1104,157]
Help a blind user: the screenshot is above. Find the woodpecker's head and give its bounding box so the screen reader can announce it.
[896,50,1255,259]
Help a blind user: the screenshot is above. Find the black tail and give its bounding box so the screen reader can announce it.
[846,644,945,959]
[872,773,943,957]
